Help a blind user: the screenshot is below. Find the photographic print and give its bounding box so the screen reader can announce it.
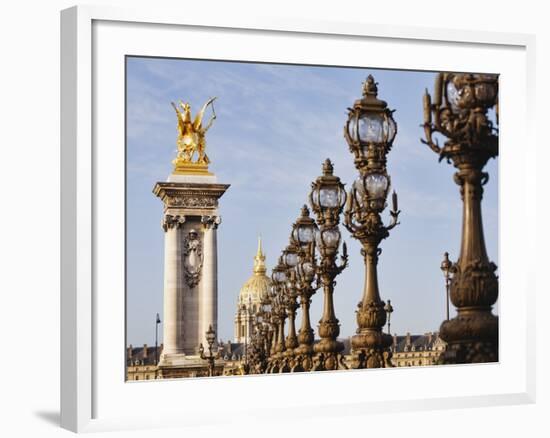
[125,57,499,380]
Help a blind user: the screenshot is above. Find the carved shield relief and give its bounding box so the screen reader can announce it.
[183,229,203,288]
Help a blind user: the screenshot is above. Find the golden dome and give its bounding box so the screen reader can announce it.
[238,237,272,306]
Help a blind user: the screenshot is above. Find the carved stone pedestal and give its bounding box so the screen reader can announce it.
[153,174,229,374]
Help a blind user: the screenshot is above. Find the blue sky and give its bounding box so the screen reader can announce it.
[126,57,499,347]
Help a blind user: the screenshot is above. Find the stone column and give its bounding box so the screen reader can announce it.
[161,214,186,355]
[154,178,229,374]
[199,215,220,349]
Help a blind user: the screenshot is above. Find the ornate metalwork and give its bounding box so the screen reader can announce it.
[440,252,454,321]
[308,160,349,371]
[267,258,288,373]
[282,267,299,372]
[291,207,321,372]
[422,72,499,364]
[343,76,400,369]
[199,324,221,377]
[343,76,397,172]
[384,299,393,335]
[247,308,270,374]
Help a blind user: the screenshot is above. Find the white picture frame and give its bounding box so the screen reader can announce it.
[60,5,536,433]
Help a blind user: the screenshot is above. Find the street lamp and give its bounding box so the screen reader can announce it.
[384,300,393,335]
[440,252,454,321]
[155,313,161,365]
[308,159,348,371]
[423,72,499,364]
[258,295,272,361]
[248,314,268,374]
[344,76,397,172]
[269,257,288,373]
[281,261,299,373]
[199,324,220,377]
[261,295,275,366]
[291,206,320,372]
[343,75,400,369]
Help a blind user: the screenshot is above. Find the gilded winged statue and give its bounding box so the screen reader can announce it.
[171,97,217,165]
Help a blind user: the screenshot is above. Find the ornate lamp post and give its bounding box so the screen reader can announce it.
[282,243,300,355]
[154,312,161,365]
[281,267,299,373]
[258,295,273,361]
[248,317,265,374]
[263,296,275,363]
[440,252,454,321]
[291,206,320,371]
[384,299,393,335]
[422,72,499,364]
[269,258,288,372]
[267,299,279,369]
[199,324,220,377]
[248,298,271,374]
[343,75,400,369]
[308,159,348,371]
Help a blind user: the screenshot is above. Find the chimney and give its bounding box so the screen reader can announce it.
[405,332,411,345]
[426,332,433,345]
[392,334,397,347]
[143,344,148,358]
[127,344,133,358]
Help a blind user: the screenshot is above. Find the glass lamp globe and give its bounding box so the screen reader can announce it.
[474,75,498,106]
[319,187,339,207]
[446,80,461,112]
[446,74,498,113]
[365,173,389,199]
[284,250,298,268]
[347,112,396,145]
[316,227,341,250]
[291,205,318,247]
[310,159,347,225]
[301,261,315,281]
[292,222,316,246]
[272,269,287,284]
[352,176,367,206]
[314,184,346,210]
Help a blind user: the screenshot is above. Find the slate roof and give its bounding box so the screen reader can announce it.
[126,345,163,366]
[391,332,444,353]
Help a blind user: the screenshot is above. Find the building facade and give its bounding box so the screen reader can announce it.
[390,332,447,367]
[126,344,162,381]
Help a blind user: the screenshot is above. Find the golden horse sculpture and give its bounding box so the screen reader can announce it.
[171,97,217,175]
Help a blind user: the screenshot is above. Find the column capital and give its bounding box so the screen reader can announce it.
[162,214,186,232]
[201,215,222,230]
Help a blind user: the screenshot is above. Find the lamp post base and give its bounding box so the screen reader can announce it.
[350,330,393,369]
[313,338,347,371]
[291,343,314,372]
[312,352,347,371]
[438,310,498,364]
